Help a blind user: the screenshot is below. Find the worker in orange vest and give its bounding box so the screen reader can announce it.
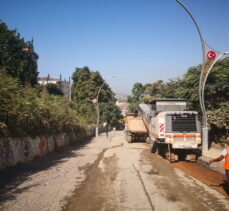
[209,137,229,186]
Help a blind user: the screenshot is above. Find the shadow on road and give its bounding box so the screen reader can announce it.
[0,137,94,203]
[221,182,229,195]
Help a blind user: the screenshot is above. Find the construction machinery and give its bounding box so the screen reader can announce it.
[124,113,149,143]
[138,99,201,162]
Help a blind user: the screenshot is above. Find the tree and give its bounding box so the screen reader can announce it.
[100,102,123,127]
[165,58,229,112]
[143,80,168,103]
[127,82,145,112]
[0,70,20,136]
[46,83,63,96]
[165,66,201,111]
[205,58,229,110]
[72,66,115,102]
[128,57,229,142]
[1,24,114,138]
[71,66,121,128]
[0,21,39,86]
[208,102,229,142]
[132,82,145,101]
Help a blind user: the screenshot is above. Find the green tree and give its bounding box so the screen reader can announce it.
[208,102,229,142]
[142,80,168,103]
[127,82,145,112]
[128,57,229,142]
[165,58,229,112]
[205,58,229,110]
[1,24,105,138]
[72,66,115,102]
[11,86,42,136]
[165,66,201,111]
[0,70,20,136]
[0,21,39,86]
[71,66,121,128]
[46,83,63,96]
[100,102,123,127]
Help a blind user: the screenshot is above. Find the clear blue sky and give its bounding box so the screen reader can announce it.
[1,0,229,94]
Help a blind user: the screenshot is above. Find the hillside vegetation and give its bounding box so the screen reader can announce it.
[0,21,122,138]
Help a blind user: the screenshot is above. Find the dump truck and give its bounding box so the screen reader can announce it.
[124,113,149,143]
[138,99,201,162]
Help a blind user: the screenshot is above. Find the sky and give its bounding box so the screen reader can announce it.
[1,0,229,94]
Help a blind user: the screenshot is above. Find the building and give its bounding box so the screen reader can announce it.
[38,75,71,101]
[37,76,59,85]
[116,101,129,117]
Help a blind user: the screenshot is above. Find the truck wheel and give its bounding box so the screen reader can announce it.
[146,137,151,144]
[168,153,176,163]
[151,141,158,153]
[157,144,166,158]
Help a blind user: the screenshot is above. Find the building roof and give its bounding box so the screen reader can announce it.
[38,77,59,82]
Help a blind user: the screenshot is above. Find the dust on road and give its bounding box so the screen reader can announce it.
[65,131,229,211]
[1,131,229,211]
[0,136,109,211]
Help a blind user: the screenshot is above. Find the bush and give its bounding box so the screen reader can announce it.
[208,102,229,143]
[0,71,91,138]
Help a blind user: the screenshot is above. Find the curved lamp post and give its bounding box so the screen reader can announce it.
[93,76,116,137]
[176,0,229,152]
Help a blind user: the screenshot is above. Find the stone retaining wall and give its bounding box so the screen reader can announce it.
[0,127,95,169]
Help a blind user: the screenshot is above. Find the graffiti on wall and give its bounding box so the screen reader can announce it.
[39,137,45,155]
[18,140,32,158]
[0,140,13,163]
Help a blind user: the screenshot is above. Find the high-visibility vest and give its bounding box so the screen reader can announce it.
[224,147,229,170]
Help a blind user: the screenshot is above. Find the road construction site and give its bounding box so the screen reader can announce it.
[0,131,228,211]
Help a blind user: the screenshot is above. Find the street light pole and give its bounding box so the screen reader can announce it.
[176,0,229,152]
[94,76,116,137]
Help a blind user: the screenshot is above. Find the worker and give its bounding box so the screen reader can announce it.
[209,137,229,187]
[105,126,109,139]
[103,122,109,139]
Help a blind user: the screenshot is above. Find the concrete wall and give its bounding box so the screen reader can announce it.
[0,127,95,170]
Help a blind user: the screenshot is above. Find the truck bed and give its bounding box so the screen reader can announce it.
[126,117,148,133]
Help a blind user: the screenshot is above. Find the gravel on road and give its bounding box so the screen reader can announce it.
[1,131,229,211]
[65,131,229,211]
[0,134,109,211]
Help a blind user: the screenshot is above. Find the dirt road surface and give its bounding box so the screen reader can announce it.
[65,131,229,211]
[1,131,229,211]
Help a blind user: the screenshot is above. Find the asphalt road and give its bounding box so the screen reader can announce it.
[0,131,229,211]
